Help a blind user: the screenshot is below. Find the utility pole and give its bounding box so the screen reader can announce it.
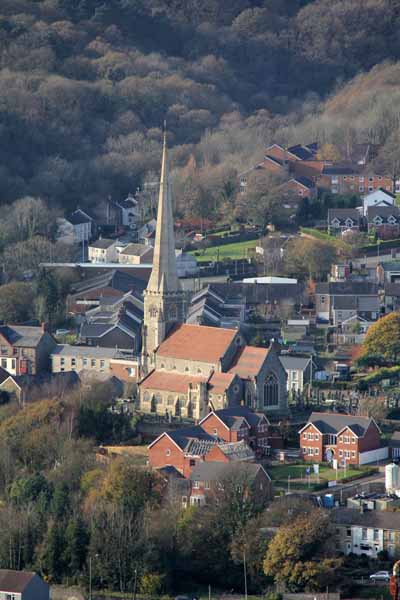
[243,550,248,600]
[89,555,92,600]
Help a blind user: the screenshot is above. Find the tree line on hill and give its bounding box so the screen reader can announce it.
[1,0,400,226]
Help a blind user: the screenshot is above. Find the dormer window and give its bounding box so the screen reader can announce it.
[388,216,397,224]
[373,216,383,225]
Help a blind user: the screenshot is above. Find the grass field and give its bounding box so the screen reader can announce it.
[269,463,367,490]
[190,239,258,263]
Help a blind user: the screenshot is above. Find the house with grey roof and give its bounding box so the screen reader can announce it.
[299,412,386,466]
[315,281,380,322]
[366,205,400,239]
[0,569,49,600]
[57,208,95,244]
[279,355,315,393]
[333,508,400,559]
[188,461,273,507]
[51,344,139,383]
[0,324,56,376]
[88,238,118,263]
[327,208,362,234]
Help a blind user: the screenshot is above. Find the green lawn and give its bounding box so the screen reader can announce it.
[269,463,369,490]
[190,239,258,263]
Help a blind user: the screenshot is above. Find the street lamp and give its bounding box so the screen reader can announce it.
[89,553,99,600]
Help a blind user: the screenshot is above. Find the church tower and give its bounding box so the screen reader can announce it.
[142,131,186,373]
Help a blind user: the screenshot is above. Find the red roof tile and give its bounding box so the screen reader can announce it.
[140,370,207,393]
[208,372,237,394]
[229,345,270,379]
[157,323,238,363]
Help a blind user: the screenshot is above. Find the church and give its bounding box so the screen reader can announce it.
[138,133,288,420]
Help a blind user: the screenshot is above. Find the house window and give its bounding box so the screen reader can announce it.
[167,395,174,406]
[339,450,343,457]
[189,459,196,467]
[339,436,343,443]
[0,346,7,355]
[352,437,356,444]
[1,359,6,369]
[359,186,364,192]
[352,451,356,458]
[314,448,319,455]
[303,433,307,439]
[91,359,96,367]
[193,480,199,489]
[204,481,210,490]
[321,295,326,304]
[213,428,218,435]
[100,360,105,370]
[83,358,88,366]
[71,358,76,367]
[60,357,65,365]
[263,373,279,407]
[346,528,351,537]
[373,529,379,541]
[389,531,395,542]
[302,447,307,454]
[362,528,368,540]
[315,434,319,441]
[369,177,373,182]
[308,447,313,455]
[11,359,15,370]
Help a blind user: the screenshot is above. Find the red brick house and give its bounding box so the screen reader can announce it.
[0,325,56,376]
[148,425,218,478]
[299,412,384,466]
[188,461,273,507]
[199,406,282,454]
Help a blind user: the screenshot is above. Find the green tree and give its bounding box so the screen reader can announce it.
[40,521,67,582]
[362,313,400,362]
[64,517,89,575]
[263,512,340,592]
[0,282,34,324]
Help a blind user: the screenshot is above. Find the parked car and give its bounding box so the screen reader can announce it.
[370,571,390,581]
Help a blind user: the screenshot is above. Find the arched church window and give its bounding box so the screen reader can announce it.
[264,373,279,407]
[143,392,150,402]
[167,395,174,406]
[155,393,162,405]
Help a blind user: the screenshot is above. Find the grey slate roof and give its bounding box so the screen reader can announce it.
[288,144,316,160]
[328,208,361,223]
[218,440,255,461]
[211,406,267,428]
[67,209,93,225]
[306,412,375,437]
[0,325,47,348]
[332,296,357,310]
[189,461,268,482]
[322,164,361,175]
[279,356,311,372]
[166,426,218,454]
[292,176,314,189]
[90,238,116,249]
[70,269,147,295]
[52,344,136,360]
[0,570,37,593]
[333,508,400,530]
[316,282,379,295]
[367,206,400,221]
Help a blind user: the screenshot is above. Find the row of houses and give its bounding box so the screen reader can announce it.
[239,142,396,202]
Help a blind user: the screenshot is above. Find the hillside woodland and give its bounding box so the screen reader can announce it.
[1,0,400,223]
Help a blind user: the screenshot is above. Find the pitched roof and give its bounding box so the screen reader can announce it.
[332,295,357,310]
[217,440,255,461]
[304,412,375,437]
[120,243,153,257]
[322,164,361,175]
[157,323,237,363]
[315,281,379,296]
[0,325,48,348]
[332,508,400,530]
[162,426,218,455]
[290,175,314,189]
[70,269,147,295]
[208,372,237,394]
[228,345,270,379]
[367,206,400,220]
[0,570,37,593]
[288,144,316,160]
[279,356,311,371]
[90,238,116,249]
[67,209,93,225]
[140,369,207,393]
[189,461,268,482]
[209,406,268,428]
[51,344,136,360]
[328,208,361,222]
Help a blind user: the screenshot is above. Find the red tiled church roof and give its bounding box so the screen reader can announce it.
[229,345,270,379]
[140,370,207,393]
[157,323,238,363]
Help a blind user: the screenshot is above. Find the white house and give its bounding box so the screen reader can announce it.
[88,238,118,263]
[57,208,94,244]
[115,194,140,228]
[176,250,198,277]
[279,355,315,392]
[362,188,395,216]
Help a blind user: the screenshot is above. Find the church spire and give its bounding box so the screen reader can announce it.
[146,127,180,294]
